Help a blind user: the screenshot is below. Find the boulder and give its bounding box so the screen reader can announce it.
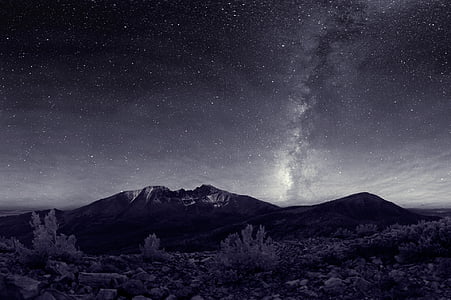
[120,279,147,296]
[133,271,156,282]
[96,289,118,300]
[389,269,406,282]
[132,296,153,300]
[149,287,167,300]
[78,272,127,288]
[37,289,77,300]
[352,276,372,292]
[35,292,57,300]
[0,274,41,299]
[323,277,345,294]
[285,279,301,287]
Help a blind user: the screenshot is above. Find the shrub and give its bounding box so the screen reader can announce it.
[395,218,451,263]
[317,219,451,264]
[435,257,451,277]
[15,209,82,267]
[0,236,16,253]
[347,218,451,263]
[356,223,378,236]
[332,227,355,238]
[140,233,167,262]
[216,224,278,274]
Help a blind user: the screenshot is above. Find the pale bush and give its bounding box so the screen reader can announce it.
[356,223,378,236]
[140,233,167,261]
[54,234,81,262]
[15,209,82,267]
[395,218,451,263]
[350,218,451,263]
[0,236,16,253]
[216,224,278,273]
[333,227,355,238]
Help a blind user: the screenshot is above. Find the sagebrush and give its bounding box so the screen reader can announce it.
[394,218,451,262]
[0,236,16,253]
[15,209,82,267]
[322,218,451,264]
[356,223,378,236]
[216,224,278,274]
[140,233,168,261]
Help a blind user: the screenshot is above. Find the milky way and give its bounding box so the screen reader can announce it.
[1,1,450,208]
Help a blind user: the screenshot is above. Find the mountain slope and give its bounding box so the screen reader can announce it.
[0,185,279,253]
[0,189,436,253]
[187,192,438,247]
[59,191,437,251]
[243,192,437,239]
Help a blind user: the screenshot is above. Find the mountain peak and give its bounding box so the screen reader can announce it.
[314,192,414,222]
[117,184,232,208]
[199,184,217,189]
[194,184,222,194]
[143,185,170,191]
[336,192,386,203]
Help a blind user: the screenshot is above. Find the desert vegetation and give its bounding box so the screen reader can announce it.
[14,210,82,268]
[217,225,278,272]
[140,233,168,262]
[210,225,278,284]
[0,214,450,299]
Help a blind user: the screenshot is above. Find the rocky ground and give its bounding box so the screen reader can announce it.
[0,237,450,300]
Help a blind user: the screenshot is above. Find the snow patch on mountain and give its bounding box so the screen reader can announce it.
[206,192,230,207]
[124,190,141,203]
[119,184,235,208]
[124,186,170,204]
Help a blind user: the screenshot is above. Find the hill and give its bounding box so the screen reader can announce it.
[0,189,436,253]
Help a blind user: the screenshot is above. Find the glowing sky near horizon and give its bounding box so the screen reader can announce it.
[0,0,450,208]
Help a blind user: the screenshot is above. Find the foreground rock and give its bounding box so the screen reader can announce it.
[0,274,41,299]
[78,272,127,289]
[0,237,450,300]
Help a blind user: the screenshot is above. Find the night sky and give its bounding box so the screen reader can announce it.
[1,0,450,209]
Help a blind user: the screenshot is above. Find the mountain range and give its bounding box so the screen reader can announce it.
[0,185,436,254]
